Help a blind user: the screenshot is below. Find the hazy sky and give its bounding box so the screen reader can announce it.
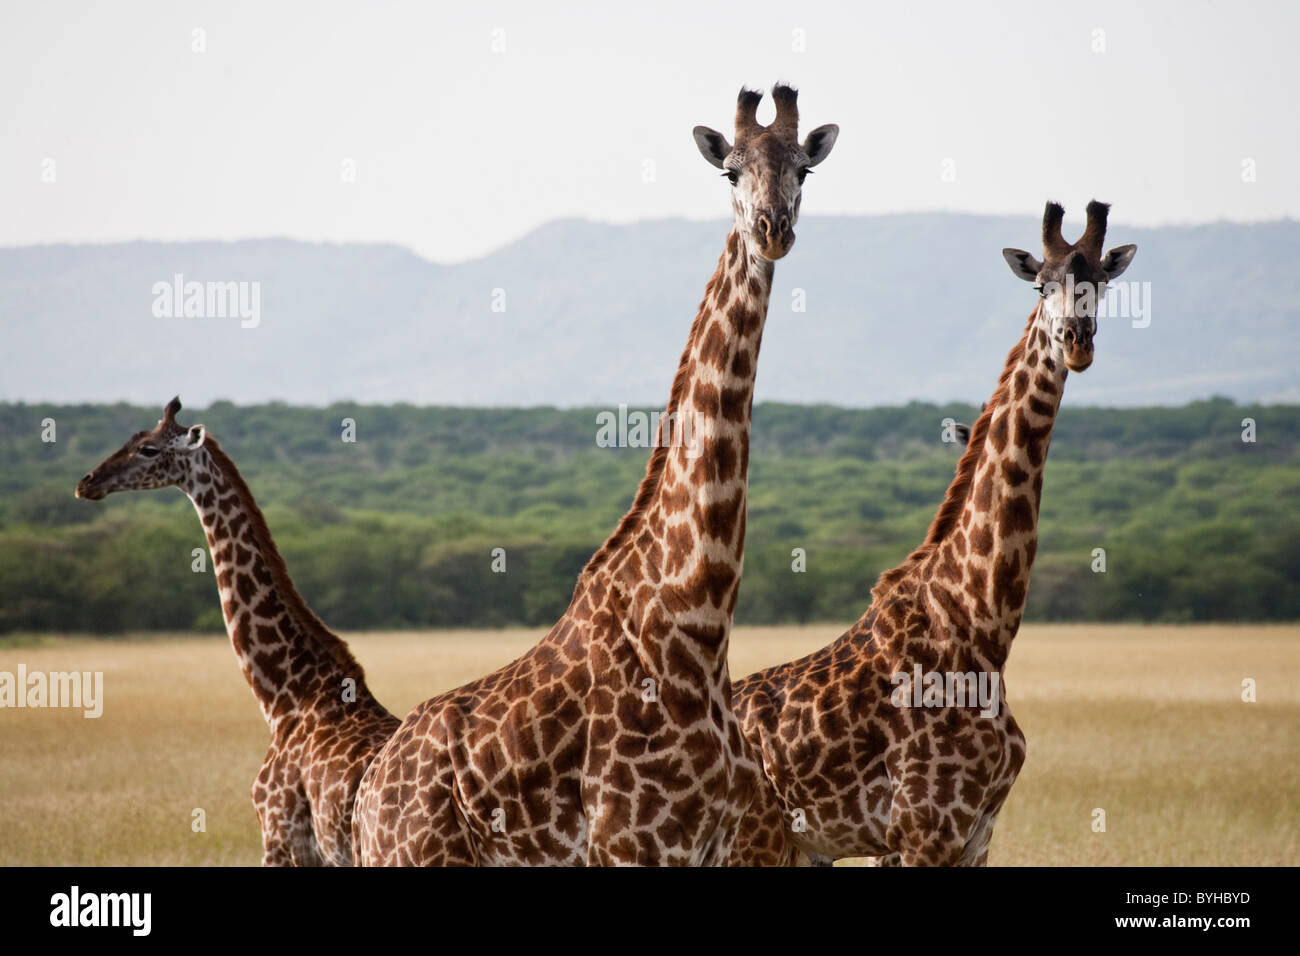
[3,1,1297,262]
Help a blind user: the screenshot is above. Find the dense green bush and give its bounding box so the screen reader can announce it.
[0,398,1295,632]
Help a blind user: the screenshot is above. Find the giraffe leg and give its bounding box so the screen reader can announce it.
[958,797,1010,866]
[355,755,478,866]
[250,741,328,867]
[261,837,293,866]
[951,768,1019,867]
[252,749,296,866]
[895,795,1007,866]
[255,788,324,866]
[726,802,798,866]
[888,795,967,867]
[897,841,964,867]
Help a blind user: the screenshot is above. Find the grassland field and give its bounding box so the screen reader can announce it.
[1,624,1296,866]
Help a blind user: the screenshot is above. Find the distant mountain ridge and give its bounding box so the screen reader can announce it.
[1,214,1296,407]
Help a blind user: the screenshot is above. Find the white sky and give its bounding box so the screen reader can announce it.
[2,0,1297,262]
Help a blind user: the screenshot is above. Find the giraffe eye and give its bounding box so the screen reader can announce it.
[723,170,739,186]
[797,168,810,184]
[138,446,159,458]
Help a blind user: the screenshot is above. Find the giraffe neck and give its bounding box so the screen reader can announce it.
[183,437,370,725]
[580,224,774,659]
[923,302,1067,670]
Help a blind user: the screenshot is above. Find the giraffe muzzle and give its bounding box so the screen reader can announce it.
[1062,327,1094,372]
[754,212,794,260]
[75,473,106,500]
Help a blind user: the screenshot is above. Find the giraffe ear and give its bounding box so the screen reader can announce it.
[803,124,839,167]
[183,425,206,450]
[693,126,732,169]
[1002,248,1042,282]
[1102,243,1137,280]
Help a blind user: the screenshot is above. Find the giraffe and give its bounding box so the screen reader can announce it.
[75,398,401,866]
[727,201,1136,866]
[353,85,839,866]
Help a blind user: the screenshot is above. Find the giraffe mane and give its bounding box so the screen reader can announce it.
[201,436,366,680]
[868,305,1037,607]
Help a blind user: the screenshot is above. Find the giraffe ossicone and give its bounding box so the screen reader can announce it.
[77,397,401,866]
[352,85,838,866]
[727,201,1136,867]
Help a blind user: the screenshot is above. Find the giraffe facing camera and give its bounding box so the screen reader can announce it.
[693,85,838,261]
[352,86,839,866]
[1001,200,1138,373]
[726,203,1136,867]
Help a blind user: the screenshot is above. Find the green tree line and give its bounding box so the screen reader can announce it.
[0,398,1296,633]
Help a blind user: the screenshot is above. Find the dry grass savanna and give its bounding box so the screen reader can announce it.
[1,624,1295,866]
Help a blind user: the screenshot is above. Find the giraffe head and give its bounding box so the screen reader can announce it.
[75,397,207,500]
[693,85,838,261]
[1001,201,1137,372]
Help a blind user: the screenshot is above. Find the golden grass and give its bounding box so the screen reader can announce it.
[0,624,1295,865]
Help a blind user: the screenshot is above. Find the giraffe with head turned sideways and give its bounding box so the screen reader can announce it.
[727,201,1136,866]
[354,85,839,866]
[76,398,401,865]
